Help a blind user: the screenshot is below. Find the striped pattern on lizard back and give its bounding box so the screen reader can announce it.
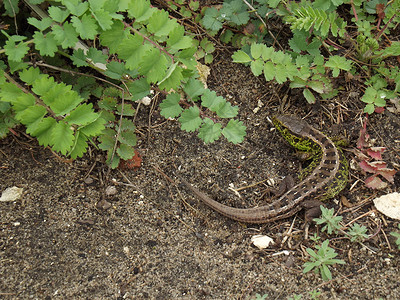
[180,115,348,223]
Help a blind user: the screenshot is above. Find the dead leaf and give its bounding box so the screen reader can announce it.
[365,175,388,189]
[366,147,386,160]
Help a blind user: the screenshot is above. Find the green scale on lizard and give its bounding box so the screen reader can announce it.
[181,115,349,223]
[272,116,349,201]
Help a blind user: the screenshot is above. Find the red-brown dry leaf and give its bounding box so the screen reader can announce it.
[359,160,385,173]
[366,147,386,160]
[119,150,142,170]
[357,117,369,149]
[377,168,397,183]
[376,3,385,19]
[365,175,388,189]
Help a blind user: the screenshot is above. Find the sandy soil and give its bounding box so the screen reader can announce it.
[1,51,400,299]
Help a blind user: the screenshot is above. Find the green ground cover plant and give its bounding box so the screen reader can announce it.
[0,0,246,167]
[202,0,400,111]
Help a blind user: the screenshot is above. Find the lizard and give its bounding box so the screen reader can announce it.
[180,115,349,223]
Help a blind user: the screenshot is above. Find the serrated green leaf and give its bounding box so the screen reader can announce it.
[99,97,117,112]
[250,43,265,59]
[28,17,53,31]
[201,90,224,112]
[71,14,98,40]
[119,131,137,147]
[139,48,168,83]
[64,103,98,125]
[160,93,182,118]
[98,128,116,150]
[69,131,88,159]
[3,0,19,17]
[147,10,178,37]
[4,37,29,62]
[117,143,135,160]
[80,117,106,137]
[275,64,287,84]
[99,20,128,54]
[380,41,400,57]
[308,80,325,94]
[91,8,113,30]
[13,93,36,112]
[116,103,135,116]
[119,118,136,131]
[325,56,352,77]
[222,119,246,144]
[250,60,263,76]
[33,31,58,57]
[363,103,375,114]
[232,50,251,63]
[220,29,233,43]
[198,118,221,143]
[71,48,89,67]
[167,25,193,51]
[41,83,83,116]
[108,154,120,169]
[48,6,70,23]
[51,121,74,155]
[127,78,150,101]
[0,82,25,102]
[127,0,155,22]
[263,61,275,81]
[52,22,79,48]
[64,0,89,16]
[179,106,202,132]
[104,61,126,79]
[183,78,205,101]
[215,101,238,118]
[117,34,150,70]
[222,0,249,25]
[260,46,274,60]
[31,75,55,96]
[159,65,183,91]
[15,105,47,130]
[87,47,107,64]
[31,117,56,147]
[201,7,223,31]
[8,59,28,73]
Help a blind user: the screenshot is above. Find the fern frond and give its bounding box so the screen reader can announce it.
[285,6,346,37]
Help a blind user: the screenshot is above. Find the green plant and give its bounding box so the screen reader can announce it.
[390,224,400,250]
[308,289,321,300]
[347,223,369,243]
[211,0,400,112]
[287,294,302,300]
[0,67,105,158]
[252,293,268,300]
[0,0,246,167]
[313,206,343,235]
[303,240,346,281]
[310,233,321,243]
